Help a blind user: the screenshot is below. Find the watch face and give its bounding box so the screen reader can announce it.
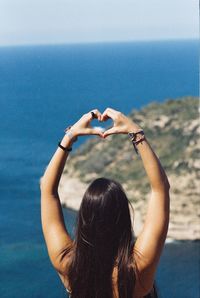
[128,130,144,141]
[128,132,136,140]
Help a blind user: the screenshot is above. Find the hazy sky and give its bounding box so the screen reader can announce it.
[0,0,198,46]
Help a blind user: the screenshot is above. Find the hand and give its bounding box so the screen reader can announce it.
[70,109,103,138]
[101,108,142,138]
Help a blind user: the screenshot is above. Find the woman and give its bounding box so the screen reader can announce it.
[40,108,170,298]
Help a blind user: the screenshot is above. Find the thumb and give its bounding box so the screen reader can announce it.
[84,127,104,137]
[103,126,118,138]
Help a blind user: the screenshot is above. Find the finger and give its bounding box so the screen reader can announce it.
[101,108,115,121]
[106,107,119,114]
[103,126,119,138]
[88,109,102,121]
[84,127,104,137]
[93,109,102,121]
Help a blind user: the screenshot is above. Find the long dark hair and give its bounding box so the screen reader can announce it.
[67,177,136,298]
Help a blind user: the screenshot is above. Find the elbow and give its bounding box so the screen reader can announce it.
[40,176,49,193]
[151,176,170,193]
[164,178,170,190]
[40,176,57,197]
[161,169,170,191]
[40,166,48,191]
[164,176,170,191]
[40,176,45,191]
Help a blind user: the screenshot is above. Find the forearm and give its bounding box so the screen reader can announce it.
[40,133,75,272]
[40,110,104,272]
[136,137,170,192]
[132,134,170,266]
[41,135,74,195]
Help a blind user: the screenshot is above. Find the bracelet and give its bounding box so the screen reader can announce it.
[128,130,144,142]
[128,130,145,154]
[58,141,72,152]
[132,136,145,154]
[64,126,78,142]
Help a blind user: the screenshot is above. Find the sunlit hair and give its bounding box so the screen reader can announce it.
[66,177,158,298]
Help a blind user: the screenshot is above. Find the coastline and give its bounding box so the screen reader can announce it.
[59,175,200,241]
[1,41,199,298]
[59,176,143,237]
[59,97,200,242]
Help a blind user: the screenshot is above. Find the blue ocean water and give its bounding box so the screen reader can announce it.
[0,40,199,298]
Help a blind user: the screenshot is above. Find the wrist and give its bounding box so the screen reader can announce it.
[127,124,142,133]
[61,135,74,148]
[65,125,79,141]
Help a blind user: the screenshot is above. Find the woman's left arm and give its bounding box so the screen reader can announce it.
[40,110,102,274]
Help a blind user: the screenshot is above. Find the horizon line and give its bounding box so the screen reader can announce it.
[0,37,198,49]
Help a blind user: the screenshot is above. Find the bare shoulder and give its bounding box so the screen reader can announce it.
[132,247,157,297]
[56,244,74,291]
[112,258,153,298]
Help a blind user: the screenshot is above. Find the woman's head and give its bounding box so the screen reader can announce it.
[68,177,136,298]
[77,177,133,251]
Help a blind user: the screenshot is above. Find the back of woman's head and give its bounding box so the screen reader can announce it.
[68,177,136,298]
[79,177,133,248]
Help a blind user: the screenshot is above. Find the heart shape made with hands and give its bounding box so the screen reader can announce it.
[89,107,140,138]
[89,108,126,138]
[72,107,139,139]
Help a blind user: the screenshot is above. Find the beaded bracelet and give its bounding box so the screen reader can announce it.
[64,126,78,142]
[58,125,78,152]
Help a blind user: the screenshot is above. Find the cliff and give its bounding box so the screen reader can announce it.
[59,96,200,240]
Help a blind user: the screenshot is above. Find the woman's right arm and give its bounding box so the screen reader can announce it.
[102,108,170,294]
[131,136,170,294]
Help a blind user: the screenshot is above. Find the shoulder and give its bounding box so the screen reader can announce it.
[55,242,74,274]
[112,260,154,298]
[57,253,73,292]
[132,247,156,297]
[55,243,74,290]
[58,271,72,294]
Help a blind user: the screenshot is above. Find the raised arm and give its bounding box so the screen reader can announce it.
[40,110,102,274]
[102,108,170,294]
[132,137,170,293]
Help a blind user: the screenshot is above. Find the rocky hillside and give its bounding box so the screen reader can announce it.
[59,96,200,240]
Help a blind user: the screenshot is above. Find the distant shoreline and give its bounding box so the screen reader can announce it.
[59,97,200,242]
[0,38,198,49]
[63,204,200,243]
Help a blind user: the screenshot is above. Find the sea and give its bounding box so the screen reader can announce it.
[0,40,199,298]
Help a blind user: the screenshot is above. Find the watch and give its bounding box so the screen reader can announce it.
[128,130,145,155]
[128,130,144,142]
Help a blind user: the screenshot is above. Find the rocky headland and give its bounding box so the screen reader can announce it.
[59,96,200,240]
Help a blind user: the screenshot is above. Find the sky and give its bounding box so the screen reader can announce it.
[0,0,198,46]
